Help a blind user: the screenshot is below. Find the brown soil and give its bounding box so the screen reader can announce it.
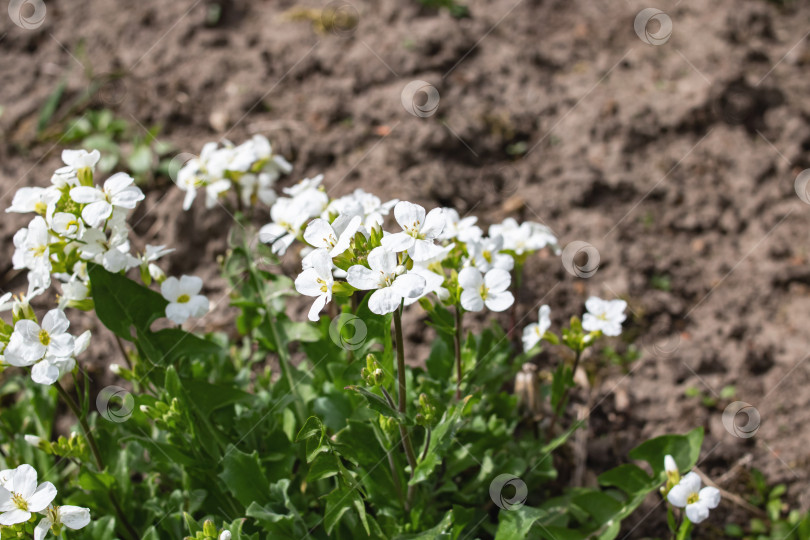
[2,0,810,537]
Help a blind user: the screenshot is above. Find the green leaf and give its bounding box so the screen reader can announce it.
[495,506,553,540]
[88,263,166,340]
[346,385,410,425]
[219,445,270,508]
[571,491,623,527]
[628,427,703,482]
[324,484,360,535]
[597,464,654,495]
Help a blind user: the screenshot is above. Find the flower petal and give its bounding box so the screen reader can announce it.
[391,273,426,299]
[380,232,413,253]
[393,201,425,230]
[26,482,56,513]
[420,208,445,239]
[368,288,402,315]
[458,267,483,289]
[484,269,511,293]
[59,505,91,530]
[303,218,336,249]
[666,484,689,508]
[699,487,721,509]
[485,291,514,312]
[346,265,380,291]
[307,295,327,322]
[81,201,113,227]
[367,247,397,274]
[685,502,710,524]
[460,290,484,312]
[69,186,103,204]
[42,309,70,335]
[0,508,31,525]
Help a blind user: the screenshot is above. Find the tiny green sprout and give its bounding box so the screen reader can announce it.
[416,393,437,427]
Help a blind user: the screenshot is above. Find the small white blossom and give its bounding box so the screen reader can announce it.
[458,267,514,312]
[666,472,720,524]
[582,296,627,337]
[490,218,558,255]
[160,275,209,325]
[69,172,144,227]
[0,464,57,526]
[303,215,361,257]
[381,201,445,262]
[439,208,482,243]
[465,236,514,272]
[5,310,75,369]
[295,249,334,321]
[6,187,59,216]
[61,149,100,173]
[346,247,425,315]
[522,305,551,351]
[34,504,91,540]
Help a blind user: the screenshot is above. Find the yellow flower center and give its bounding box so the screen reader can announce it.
[317,277,328,293]
[38,329,51,346]
[177,294,190,303]
[479,285,489,300]
[482,250,492,263]
[32,244,48,257]
[34,201,48,215]
[687,493,699,505]
[12,493,28,511]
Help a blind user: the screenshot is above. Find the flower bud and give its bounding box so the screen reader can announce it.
[203,520,217,537]
[219,532,232,540]
[395,265,406,276]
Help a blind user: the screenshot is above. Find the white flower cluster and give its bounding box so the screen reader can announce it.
[0,464,90,538]
[176,135,292,210]
[663,455,721,524]
[260,175,559,318]
[3,149,210,385]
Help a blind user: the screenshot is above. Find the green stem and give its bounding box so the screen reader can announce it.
[675,518,693,540]
[55,382,139,540]
[393,307,418,510]
[549,349,582,434]
[454,306,464,400]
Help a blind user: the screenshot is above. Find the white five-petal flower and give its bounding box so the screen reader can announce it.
[295,249,334,321]
[0,464,57,526]
[666,472,721,524]
[522,305,551,351]
[160,275,209,325]
[346,247,425,315]
[457,267,514,312]
[581,296,627,337]
[380,201,446,262]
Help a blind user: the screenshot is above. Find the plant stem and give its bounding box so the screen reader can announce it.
[549,349,582,434]
[114,335,132,371]
[454,306,464,400]
[393,307,418,510]
[675,518,693,540]
[55,382,139,540]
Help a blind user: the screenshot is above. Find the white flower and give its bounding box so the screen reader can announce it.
[665,455,678,474]
[5,310,75,368]
[303,215,362,257]
[465,236,514,272]
[160,275,209,324]
[489,218,558,255]
[50,212,84,239]
[239,172,277,207]
[326,189,397,230]
[61,149,100,172]
[667,472,721,524]
[522,305,551,351]
[35,504,91,540]
[78,228,139,273]
[346,247,425,315]
[283,174,324,197]
[204,180,232,209]
[12,218,53,290]
[0,464,57,526]
[458,267,514,312]
[69,172,144,227]
[295,249,334,321]
[380,201,445,261]
[582,296,627,337]
[6,187,60,216]
[219,531,232,540]
[439,208,482,243]
[259,198,309,256]
[403,265,447,306]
